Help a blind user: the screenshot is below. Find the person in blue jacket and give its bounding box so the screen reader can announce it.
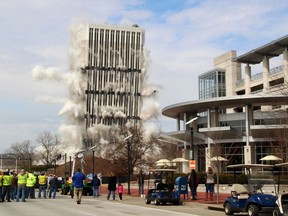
[72,168,86,204]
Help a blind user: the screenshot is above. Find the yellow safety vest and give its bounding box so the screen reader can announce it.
[26,173,36,187]
[0,175,3,186]
[17,173,27,185]
[3,174,12,186]
[38,175,47,185]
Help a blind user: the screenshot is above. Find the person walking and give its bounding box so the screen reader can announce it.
[48,175,58,199]
[107,173,117,201]
[91,174,101,198]
[38,171,48,199]
[2,171,13,202]
[72,168,86,204]
[118,183,123,201]
[16,169,27,202]
[205,167,215,201]
[188,169,198,200]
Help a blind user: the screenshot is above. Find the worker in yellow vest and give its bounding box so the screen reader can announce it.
[2,171,12,202]
[16,169,27,202]
[38,171,48,199]
[0,170,3,202]
[26,171,36,199]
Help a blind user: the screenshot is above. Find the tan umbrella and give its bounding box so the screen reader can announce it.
[260,155,283,161]
[172,158,189,163]
[210,156,228,162]
[155,159,171,164]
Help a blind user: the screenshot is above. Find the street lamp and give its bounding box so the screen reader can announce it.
[8,155,18,172]
[185,117,198,162]
[124,135,133,195]
[90,145,97,175]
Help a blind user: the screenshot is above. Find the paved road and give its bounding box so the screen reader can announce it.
[1,194,228,216]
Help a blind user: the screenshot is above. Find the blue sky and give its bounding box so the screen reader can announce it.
[1,0,288,153]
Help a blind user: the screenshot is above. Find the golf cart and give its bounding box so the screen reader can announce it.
[224,164,278,216]
[145,168,180,205]
[271,162,288,216]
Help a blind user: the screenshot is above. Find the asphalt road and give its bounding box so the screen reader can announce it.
[0,194,228,216]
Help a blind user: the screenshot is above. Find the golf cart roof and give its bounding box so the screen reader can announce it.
[274,162,288,167]
[227,164,274,169]
[148,168,177,172]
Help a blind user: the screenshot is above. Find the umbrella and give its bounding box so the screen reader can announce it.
[155,159,171,164]
[210,156,228,162]
[172,158,189,163]
[260,155,283,161]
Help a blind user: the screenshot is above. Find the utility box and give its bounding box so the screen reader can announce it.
[175,176,188,196]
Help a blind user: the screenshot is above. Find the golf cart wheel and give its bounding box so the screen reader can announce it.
[145,198,151,204]
[247,204,259,216]
[155,199,160,205]
[224,202,233,215]
[272,207,281,216]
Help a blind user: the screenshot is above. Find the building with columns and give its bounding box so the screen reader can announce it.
[162,35,288,173]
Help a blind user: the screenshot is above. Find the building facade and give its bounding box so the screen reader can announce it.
[69,24,146,149]
[162,35,288,173]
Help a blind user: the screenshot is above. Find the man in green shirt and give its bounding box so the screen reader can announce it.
[2,171,12,202]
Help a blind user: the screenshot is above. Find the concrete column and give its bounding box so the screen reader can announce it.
[182,148,190,173]
[205,138,213,170]
[207,108,211,128]
[263,56,270,92]
[244,105,255,165]
[283,48,288,83]
[183,113,187,130]
[245,64,251,95]
[177,116,180,131]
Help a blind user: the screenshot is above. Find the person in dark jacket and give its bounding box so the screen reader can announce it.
[91,174,101,198]
[188,169,198,200]
[107,173,117,201]
[72,168,86,204]
[48,175,58,199]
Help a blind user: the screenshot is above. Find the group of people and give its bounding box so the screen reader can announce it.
[188,166,216,201]
[0,169,61,203]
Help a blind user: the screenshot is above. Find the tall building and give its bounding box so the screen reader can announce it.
[162,35,288,173]
[68,24,146,149]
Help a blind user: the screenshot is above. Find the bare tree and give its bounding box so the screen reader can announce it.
[35,131,62,166]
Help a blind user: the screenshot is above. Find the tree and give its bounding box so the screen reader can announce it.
[104,126,160,175]
[8,140,35,170]
[35,131,62,167]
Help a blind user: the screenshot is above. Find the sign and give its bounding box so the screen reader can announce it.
[190,160,196,170]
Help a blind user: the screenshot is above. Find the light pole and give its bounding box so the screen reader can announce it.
[8,154,18,172]
[124,135,132,195]
[186,117,198,167]
[90,146,97,175]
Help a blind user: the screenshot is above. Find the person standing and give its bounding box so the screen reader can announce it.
[205,167,215,201]
[38,171,48,199]
[0,171,3,202]
[118,183,123,201]
[10,171,17,201]
[26,171,36,199]
[137,173,144,195]
[107,173,117,201]
[48,174,58,199]
[72,168,86,204]
[2,171,12,202]
[16,169,27,202]
[91,174,101,198]
[188,169,198,200]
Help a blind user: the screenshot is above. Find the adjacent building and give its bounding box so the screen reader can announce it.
[162,35,288,173]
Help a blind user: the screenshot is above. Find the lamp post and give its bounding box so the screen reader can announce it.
[186,117,198,166]
[124,135,132,195]
[90,146,97,175]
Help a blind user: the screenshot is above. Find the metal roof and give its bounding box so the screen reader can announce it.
[233,35,288,64]
[162,94,288,120]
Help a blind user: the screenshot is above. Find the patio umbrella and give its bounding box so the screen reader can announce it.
[155,159,171,164]
[210,156,228,162]
[172,158,189,163]
[260,155,283,161]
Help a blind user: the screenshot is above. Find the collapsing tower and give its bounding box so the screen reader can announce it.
[69,24,146,147]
